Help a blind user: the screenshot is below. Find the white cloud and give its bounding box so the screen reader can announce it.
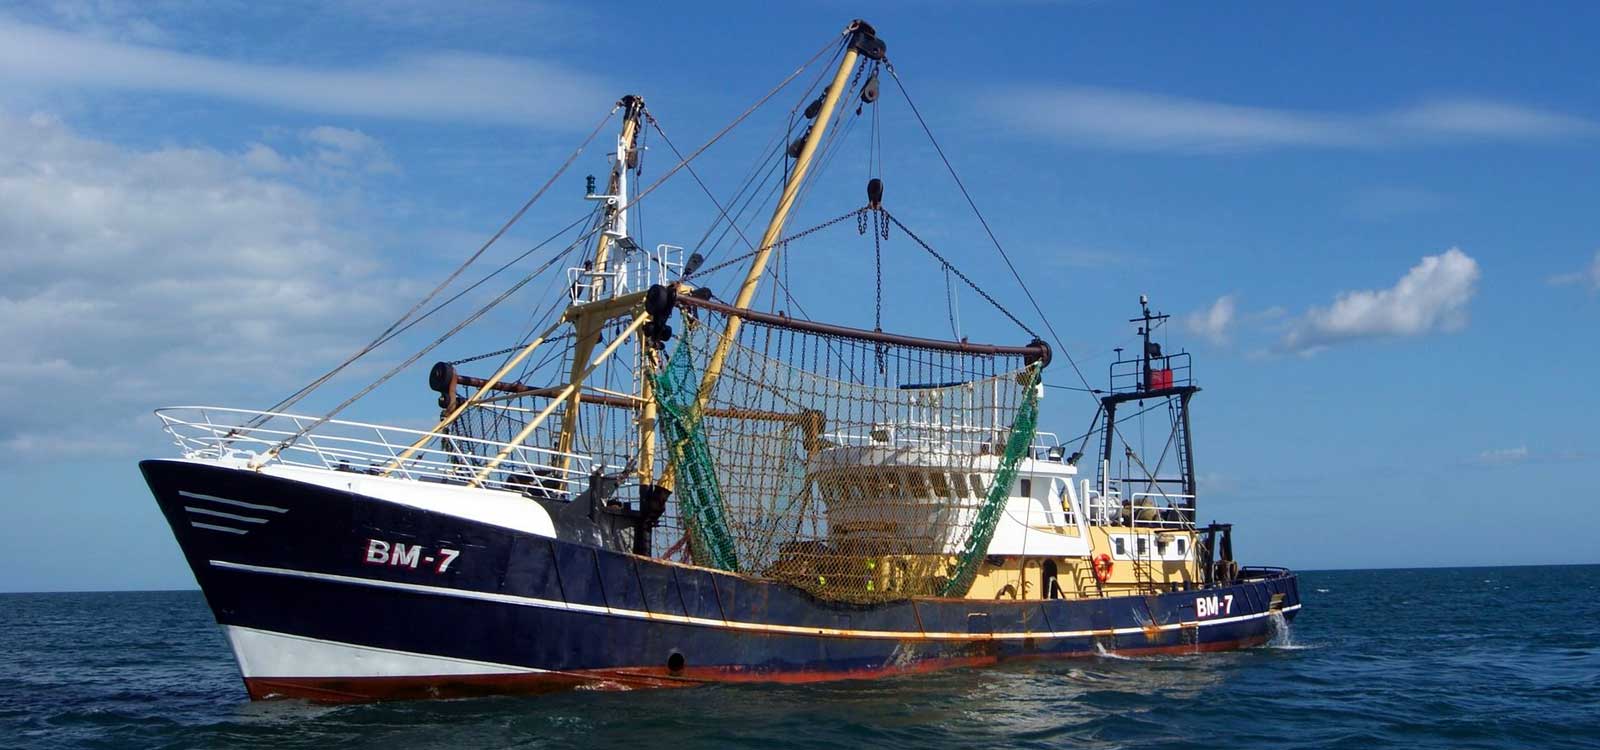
[0,18,607,127]
[13,0,175,45]
[984,85,1598,152]
[1390,100,1598,139]
[1471,446,1597,466]
[989,86,1357,151]
[0,112,421,461]
[1281,248,1480,354]
[1548,250,1600,292]
[1184,294,1237,344]
[1475,446,1529,465]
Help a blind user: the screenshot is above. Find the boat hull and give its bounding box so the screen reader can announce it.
[143,459,1301,702]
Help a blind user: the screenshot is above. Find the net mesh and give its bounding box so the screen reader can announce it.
[651,309,1040,603]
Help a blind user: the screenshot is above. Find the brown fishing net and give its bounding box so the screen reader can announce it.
[651,303,1041,602]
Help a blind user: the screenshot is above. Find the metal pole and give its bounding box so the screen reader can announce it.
[381,319,566,476]
[472,312,650,487]
[690,33,864,416]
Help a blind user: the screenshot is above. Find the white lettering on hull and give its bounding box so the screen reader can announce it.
[365,539,461,573]
[1195,594,1235,618]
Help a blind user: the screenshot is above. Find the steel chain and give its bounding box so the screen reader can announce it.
[873,208,885,372]
[882,209,1040,339]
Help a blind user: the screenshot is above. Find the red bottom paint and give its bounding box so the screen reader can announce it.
[243,634,1273,703]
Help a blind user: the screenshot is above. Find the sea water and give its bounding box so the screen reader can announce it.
[2,565,1597,749]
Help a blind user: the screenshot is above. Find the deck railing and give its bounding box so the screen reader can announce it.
[154,406,594,497]
[1083,484,1195,530]
[1126,491,1196,529]
[1108,352,1193,395]
[820,423,1063,457]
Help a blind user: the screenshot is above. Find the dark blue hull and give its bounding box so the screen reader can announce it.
[142,459,1301,702]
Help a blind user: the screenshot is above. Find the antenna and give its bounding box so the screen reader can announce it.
[1129,295,1169,391]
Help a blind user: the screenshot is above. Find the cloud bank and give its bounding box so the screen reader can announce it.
[1281,248,1480,354]
[0,112,419,460]
[984,85,1598,152]
[1184,294,1237,344]
[1548,250,1600,292]
[0,19,607,127]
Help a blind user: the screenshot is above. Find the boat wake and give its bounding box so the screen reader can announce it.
[1094,643,1134,661]
[1266,611,1311,650]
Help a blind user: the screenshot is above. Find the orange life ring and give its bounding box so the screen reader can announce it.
[1093,553,1114,583]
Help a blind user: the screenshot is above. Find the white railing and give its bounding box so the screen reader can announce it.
[1128,492,1196,529]
[567,243,685,303]
[820,424,1062,457]
[155,406,595,497]
[1082,484,1195,529]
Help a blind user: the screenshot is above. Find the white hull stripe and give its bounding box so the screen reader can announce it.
[193,522,249,535]
[180,490,288,514]
[211,560,1300,642]
[185,506,269,524]
[225,625,547,678]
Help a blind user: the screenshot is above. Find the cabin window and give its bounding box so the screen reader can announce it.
[1176,538,1188,556]
[1136,537,1149,557]
[1113,537,1127,557]
[905,471,931,499]
[1018,478,1033,498]
[1054,480,1075,524]
[946,472,965,498]
[1155,537,1169,556]
[858,472,880,501]
[969,474,987,498]
[852,477,875,502]
[870,470,896,498]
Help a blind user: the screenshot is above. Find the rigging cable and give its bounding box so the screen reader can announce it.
[646,115,763,264]
[655,77,883,386]
[884,64,1101,407]
[886,62,1193,510]
[881,209,1035,338]
[248,105,622,428]
[257,34,847,459]
[610,34,846,243]
[350,210,598,365]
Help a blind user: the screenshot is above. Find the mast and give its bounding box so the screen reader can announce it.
[690,20,886,415]
[1098,295,1200,513]
[557,95,648,468]
[587,94,646,301]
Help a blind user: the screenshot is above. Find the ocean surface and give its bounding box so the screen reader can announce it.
[2,565,1597,749]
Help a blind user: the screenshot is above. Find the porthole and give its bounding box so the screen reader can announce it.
[667,652,686,673]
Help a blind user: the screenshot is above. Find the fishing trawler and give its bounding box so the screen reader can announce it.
[142,20,1300,702]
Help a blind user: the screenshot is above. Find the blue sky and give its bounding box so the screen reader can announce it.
[1,0,1597,591]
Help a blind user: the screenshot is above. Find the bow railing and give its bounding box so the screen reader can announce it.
[154,406,594,497]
